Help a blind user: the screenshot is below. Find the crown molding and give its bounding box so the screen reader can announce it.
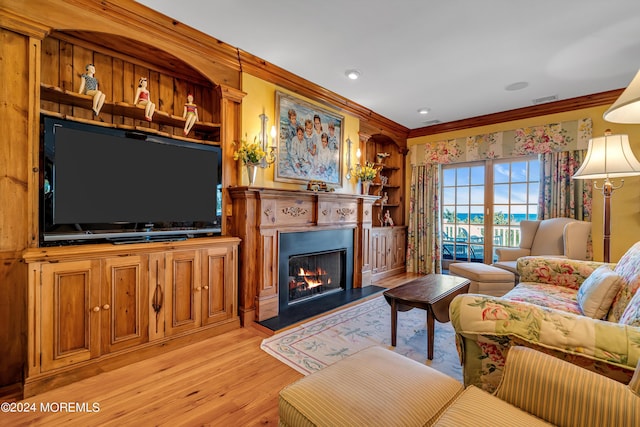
[408,89,624,138]
[238,49,410,143]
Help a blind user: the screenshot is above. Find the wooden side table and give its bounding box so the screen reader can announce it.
[383,274,470,360]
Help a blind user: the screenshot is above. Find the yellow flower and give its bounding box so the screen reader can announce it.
[355,162,378,181]
[233,137,266,165]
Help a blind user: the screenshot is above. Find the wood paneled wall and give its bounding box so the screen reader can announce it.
[41,33,219,131]
[0,27,32,391]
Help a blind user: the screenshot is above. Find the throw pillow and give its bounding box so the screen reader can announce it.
[576,265,624,319]
[618,288,640,327]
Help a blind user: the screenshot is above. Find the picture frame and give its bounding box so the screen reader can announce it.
[274,91,344,186]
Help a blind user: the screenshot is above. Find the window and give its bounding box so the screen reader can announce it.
[492,158,539,261]
[441,163,485,265]
[441,156,539,266]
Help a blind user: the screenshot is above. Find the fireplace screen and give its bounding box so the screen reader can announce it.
[288,249,345,305]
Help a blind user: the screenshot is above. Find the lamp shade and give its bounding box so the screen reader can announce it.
[573,133,640,180]
[603,69,640,123]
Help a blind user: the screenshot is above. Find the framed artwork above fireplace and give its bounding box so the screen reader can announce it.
[275,91,344,187]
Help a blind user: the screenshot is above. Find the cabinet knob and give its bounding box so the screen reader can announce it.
[195,286,201,291]
[102,304,110,310]
[203,285,209,290]
[92,306,100,312]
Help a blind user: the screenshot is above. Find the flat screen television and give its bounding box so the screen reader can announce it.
[40,116,222,245]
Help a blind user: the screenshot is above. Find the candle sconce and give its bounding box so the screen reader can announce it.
[345,137,363,180]
[345,137,353,179]
[258,113,277,168]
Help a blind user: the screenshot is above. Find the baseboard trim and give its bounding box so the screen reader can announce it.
[0,382,23,401]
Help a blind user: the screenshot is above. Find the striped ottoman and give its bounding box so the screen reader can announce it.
[279,346,463,426]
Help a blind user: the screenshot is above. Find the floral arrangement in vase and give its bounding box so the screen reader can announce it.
[233,136,266,165]
[355,162,379,182]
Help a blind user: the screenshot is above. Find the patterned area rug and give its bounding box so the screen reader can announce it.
[260,295,463,382]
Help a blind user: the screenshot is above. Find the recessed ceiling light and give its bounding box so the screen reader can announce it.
[345,69,360,80]
[505,81,529,91]
[417,108,430,115]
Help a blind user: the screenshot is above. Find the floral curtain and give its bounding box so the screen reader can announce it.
[419,118,592,165]
[539,150,591,220]
[539,150,593,259]
[406,163,441,274]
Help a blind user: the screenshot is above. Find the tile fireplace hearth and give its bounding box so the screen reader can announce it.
[259,284,384,330]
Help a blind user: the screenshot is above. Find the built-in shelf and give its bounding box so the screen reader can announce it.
[375,163,400,171]
[40,110,219,146]
[364,134,407,229]
[371,183,400,189]
[40,83,221,142]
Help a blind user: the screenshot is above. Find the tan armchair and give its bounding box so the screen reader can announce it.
[493,217,591,278]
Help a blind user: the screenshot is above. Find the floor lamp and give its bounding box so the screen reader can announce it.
[572,131,640,262]
[603,68,640,124]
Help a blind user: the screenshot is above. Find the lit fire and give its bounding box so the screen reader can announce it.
[298,267,331,289]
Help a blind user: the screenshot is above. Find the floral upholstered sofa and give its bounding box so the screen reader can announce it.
[450,241,640,392]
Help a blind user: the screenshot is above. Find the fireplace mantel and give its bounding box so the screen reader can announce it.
[228,186,378,324]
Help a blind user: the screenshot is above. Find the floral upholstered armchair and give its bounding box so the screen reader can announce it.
[450,241,640,392]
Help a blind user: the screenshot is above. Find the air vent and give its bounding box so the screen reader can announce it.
[422,119,441,126]
[532,94,559,105]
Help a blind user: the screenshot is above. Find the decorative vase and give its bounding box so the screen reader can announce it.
[246,163,258,185]
[362,180,371,195]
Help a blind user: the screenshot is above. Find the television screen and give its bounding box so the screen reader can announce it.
[41,116,222,244]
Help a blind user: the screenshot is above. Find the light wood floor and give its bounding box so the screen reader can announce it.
[5,274,420,426]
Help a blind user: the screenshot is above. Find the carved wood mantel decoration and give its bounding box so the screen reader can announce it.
[336,208,355,220]
[228,187,378,324]
[282,206,309,217]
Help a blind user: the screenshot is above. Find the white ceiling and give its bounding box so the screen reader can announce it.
[137,0,640,130]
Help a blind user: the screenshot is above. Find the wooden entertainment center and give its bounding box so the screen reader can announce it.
[0,1,409,398]
[5,16,246,396]
[15,26,245,395]
[22,237,239,396]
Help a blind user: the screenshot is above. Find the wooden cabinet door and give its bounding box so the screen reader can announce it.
[385,232,393,270]
[200,247,235,326]
[370,230,384,274]
[392,228,407,269]
[41,260,100,371]
[361,226,372,273]
[165,250,201,336]
[101,255,149,354]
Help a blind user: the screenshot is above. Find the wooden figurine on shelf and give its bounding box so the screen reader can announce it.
[376,152,391,164]
[134,77,156,121]
[377,176,388,196]
[182,93,199,136]
[380,191,389,206]
[78,63,106,116]
[383,210,394,227]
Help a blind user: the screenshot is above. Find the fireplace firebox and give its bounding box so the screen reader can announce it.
[279,229,354,311]
[288,249,345,305]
